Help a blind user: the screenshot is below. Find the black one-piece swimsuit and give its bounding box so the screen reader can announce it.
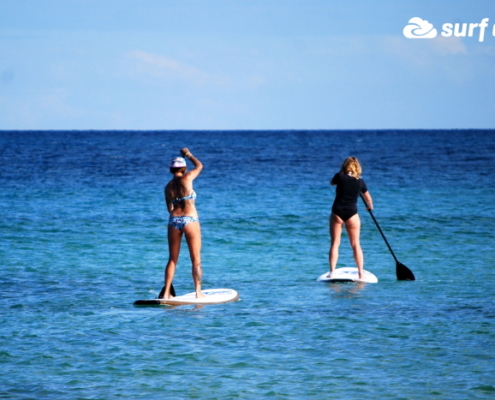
[331,173,368,222]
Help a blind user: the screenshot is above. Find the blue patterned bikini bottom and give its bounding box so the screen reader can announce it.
[168,216,199,231]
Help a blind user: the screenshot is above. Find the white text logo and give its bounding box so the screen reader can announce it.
[404,17,492,42]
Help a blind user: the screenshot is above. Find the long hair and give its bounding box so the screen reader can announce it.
[340,157,362,178]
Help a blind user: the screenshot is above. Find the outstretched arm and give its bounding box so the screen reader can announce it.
[361,191,373,210]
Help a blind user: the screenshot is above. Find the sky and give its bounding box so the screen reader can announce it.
[1,0,495,130]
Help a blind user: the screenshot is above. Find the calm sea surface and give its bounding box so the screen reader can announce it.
[1,130,495,399]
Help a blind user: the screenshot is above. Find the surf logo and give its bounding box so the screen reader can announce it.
[403,17,494,42]
[403,17,437,39]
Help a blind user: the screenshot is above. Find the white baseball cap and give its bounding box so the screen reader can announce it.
[170,157,186,168]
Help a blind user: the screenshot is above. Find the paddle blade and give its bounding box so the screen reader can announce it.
[396,261,415,281]
[158,283,176,298]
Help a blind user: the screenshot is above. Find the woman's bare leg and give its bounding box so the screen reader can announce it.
[345,214,364,279]
[329,213,344,276]
[161,226,182,299]
[184,221,206,298]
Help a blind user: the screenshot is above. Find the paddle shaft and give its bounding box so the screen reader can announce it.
[359,194,415,280]
[360,194,399,263]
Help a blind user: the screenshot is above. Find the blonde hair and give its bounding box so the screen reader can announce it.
[340,157,362,178]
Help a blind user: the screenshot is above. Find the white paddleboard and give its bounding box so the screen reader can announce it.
[134,288,239,306]
[317,267,378,284]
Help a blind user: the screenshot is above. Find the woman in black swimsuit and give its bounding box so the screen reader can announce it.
[329,157,373,280]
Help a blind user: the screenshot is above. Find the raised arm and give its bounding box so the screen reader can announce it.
[181,148,203,180]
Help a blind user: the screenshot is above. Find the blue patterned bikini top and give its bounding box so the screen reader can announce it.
[172,190,197,204]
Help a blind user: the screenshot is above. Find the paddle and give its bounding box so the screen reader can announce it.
[158,283,176,298]
[360,194,415,281]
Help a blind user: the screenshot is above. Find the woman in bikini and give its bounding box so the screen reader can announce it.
[160,148,205,299]
[329,157,373,280]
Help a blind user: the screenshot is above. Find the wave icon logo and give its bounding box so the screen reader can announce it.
[403,17,438,39]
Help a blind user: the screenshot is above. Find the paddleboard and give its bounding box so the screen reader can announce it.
[134,288,239,306]
[317,267,378,283]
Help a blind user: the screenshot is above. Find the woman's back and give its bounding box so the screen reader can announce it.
[332,173,366,206]
[165,175,198,217]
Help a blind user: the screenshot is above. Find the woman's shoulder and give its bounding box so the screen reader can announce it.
[330,172,341,185]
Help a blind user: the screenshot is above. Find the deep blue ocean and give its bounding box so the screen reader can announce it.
[1,130,494,399]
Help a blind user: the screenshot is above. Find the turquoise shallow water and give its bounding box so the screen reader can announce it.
[1,130,495,399]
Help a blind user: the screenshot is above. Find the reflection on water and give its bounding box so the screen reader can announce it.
[327,282,366,298]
